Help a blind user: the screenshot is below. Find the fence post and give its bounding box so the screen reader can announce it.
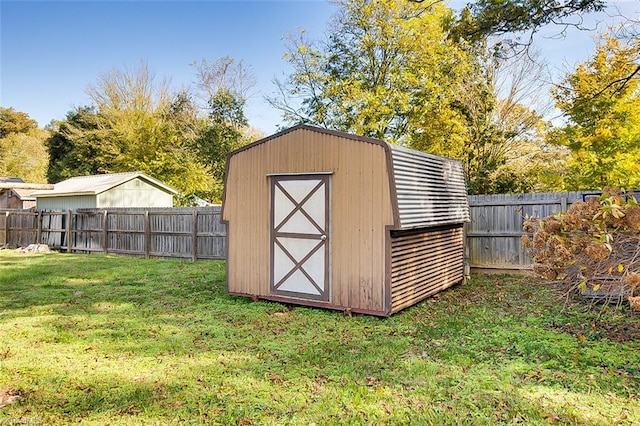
[2,211,8,247]
[192,210,198,262]
[561,196,568,212]
[65,210,72,253]
[36,211,42,244]
[102,210,108,254]
[144,211,150,259]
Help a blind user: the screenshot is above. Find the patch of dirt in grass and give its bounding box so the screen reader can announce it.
[554,318,640,344]
[0,388,22,408]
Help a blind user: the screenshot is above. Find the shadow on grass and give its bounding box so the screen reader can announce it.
[1,253,639,424]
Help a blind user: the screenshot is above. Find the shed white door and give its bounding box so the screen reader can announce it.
[271,175,329,301]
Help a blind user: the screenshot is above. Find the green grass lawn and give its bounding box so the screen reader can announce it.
[0,250,639,425]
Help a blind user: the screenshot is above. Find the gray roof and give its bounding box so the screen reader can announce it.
[0,177,24,183]
[31,172,178,198]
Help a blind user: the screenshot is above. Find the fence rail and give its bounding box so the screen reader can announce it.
[1,191,606,269]
[0,207,226,261]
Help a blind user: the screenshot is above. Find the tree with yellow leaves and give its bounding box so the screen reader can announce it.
[550,31,640,190]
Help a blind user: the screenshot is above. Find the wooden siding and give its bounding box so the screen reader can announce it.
[223,128,395,313]
[389,144,469,229]
[390,225,465,314]
[468,191,600,270]
[0,190,23,209]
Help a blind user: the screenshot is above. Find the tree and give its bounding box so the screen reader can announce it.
[550,32,640,189]
[190,57,256,202]
[47,63,216,199]
[190,89,248,201]
[454,46,569,194]
[0,107,38,138]
[45,107,114,182]
[269,0,472,145]
[0,108,48,182]
[270,0,559,194]
[191,56,256,112]
[446,0,640,99]
[449,0,605,46]
[47,59,256,203]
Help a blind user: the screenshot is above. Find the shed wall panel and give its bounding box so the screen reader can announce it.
[223,129,395,313]
[389,145,469,229]
[390,225,464,313]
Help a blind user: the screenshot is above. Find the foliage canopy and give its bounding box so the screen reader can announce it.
[550,33,640,190]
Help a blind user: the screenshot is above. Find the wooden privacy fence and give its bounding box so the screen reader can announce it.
[467,191,601,271]
[1,191,608,270]
[0,207,226,261]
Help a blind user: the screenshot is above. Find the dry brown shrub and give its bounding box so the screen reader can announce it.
[544,217,562,234]
[629,296,640,311]
[523,218,537,233]
[624,273,640,291]
[533,263,557,280]
[625,206,640,230]
[524,188,640,305]
[533,230,549,249]
[568,198,601,220]
[561,211,588,232]
[603,186,624,197]
[584,242,610,260]
[572,235,592,252]
[554,245,572,261]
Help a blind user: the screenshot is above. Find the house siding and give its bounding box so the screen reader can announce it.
[0,190,23,209]
[97,179,173,208]
[37,195,96,211]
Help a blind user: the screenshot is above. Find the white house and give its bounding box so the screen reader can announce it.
[32,172,178,210]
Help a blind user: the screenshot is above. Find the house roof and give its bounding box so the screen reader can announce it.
[0,182,53,190]
[12,188,39,201]
[31,172,178,198]
[0,177,24,183]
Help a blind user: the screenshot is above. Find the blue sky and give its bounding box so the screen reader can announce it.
[1,0,337,132]
[1,0,638,134]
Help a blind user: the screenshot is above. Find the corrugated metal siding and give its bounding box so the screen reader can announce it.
[389,144,469,229]
[390,225,464,314]
[36,195,96,211]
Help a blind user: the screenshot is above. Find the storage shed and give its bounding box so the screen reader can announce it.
[222,125,469,316]
[32,172,178,211]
